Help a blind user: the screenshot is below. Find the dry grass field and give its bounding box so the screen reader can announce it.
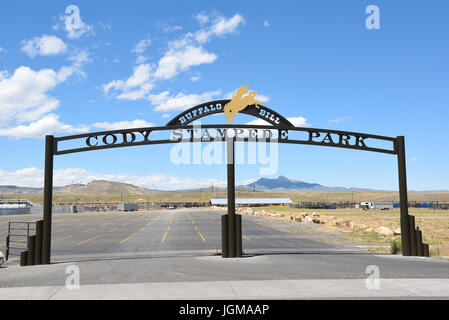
[238,206,449,258]
[2,190,449,205]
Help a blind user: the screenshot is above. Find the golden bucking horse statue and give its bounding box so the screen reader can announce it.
[224,84,264,124]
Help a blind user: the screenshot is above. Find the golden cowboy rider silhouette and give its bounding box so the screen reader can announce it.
[224,84,264,124]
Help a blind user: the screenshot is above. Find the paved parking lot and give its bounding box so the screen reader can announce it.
[1,208,449,299]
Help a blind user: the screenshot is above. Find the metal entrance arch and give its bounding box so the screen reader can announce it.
[37,101,421,264]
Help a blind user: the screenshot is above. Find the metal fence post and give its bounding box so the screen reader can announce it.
[416,227,423,257]
[35,220,43,265]
[236,214,242,257]
[27,236,35,266]
[423,244,430,257]
[397,136,411,256]
[5,235,9,261]
[409,215,417,256]
[42,135,54,265]
[227,138,236,257]
[221,215,228,258]
[20,251,28,267]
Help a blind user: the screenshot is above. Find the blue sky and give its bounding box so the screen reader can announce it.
[0,1,448,191]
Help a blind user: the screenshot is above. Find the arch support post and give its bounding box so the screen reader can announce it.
[42,135,54,264]
[221,138,242,258]
[397,136,411,256]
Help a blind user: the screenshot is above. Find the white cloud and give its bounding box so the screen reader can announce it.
[195,13,210,25]
[247,116,310,127]
[0,114,89,139]
[21,35,67,57]
[132,39,151,54]
[329,116,350,123]
[194,13,245,44]
[0,58,91,139]
[0,70,9,80]
[0,66,61,125]
[149,90,221,112]
[154,45,217,80]
[59,49,92,79]
[0,46,7,55]
[287,116,310,127]
[191,75,201,81]
[131,39,151,65]
[102,63,153,100]
[264,20,270,27]
[163,25,182,33]
[92,119,155,131]
[0,167,227,190]
[102,12,245,103]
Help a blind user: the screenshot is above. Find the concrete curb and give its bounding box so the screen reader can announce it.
[2,279,449,300]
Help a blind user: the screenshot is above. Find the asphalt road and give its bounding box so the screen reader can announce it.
[1,208,449,299]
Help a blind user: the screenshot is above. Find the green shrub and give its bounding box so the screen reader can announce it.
[390,238,402,255]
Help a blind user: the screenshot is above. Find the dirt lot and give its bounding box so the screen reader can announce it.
[236,206,449,258]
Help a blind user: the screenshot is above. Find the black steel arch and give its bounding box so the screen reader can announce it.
[36,101,418,265]
[165,99,294,127]
[53,124,397,155]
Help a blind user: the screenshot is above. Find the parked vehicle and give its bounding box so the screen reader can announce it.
[360,201,393,210]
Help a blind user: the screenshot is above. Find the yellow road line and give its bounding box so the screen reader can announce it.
[109,227,118,232]
[140,227,145,232]
[161,232,167,243]
[53,229,67,234]
[198,232,206,242]
[242,235,250,241]
[194,226,198,230]
[146,221,152,226]
[77,234,103,246]
[120,233,137,245]
[123,222,130,226]
[191,220,195,225]
[82,228,93,233]
[101,222,110,227]
[79,223,88,227]
[53,235,73,242]
[167,226,170,231]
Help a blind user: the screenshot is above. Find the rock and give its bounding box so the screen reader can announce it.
[312,219,321,224]
[335,220,353,229]
[0,251,4,266]
[294,217,302,222]
[312,212,320,217]
[393,228,401,236]
[374,226,394,236]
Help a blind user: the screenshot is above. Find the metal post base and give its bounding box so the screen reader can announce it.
[221,214,242,258]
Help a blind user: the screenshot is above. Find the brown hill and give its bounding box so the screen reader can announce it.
[54,180,152,194]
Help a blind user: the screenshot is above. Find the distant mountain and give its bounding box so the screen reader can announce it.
[237,175,383,192]
[56,180,153,194]
[1,177,447,194]
[0,180,153,195]
[0,185,42,194]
